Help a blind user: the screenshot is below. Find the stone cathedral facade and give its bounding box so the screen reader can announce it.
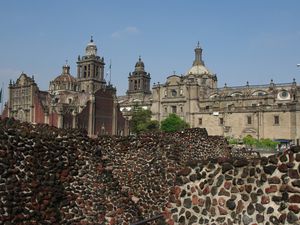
[119,43,300,145]
[2,39,300,143]
[3,38,126,137]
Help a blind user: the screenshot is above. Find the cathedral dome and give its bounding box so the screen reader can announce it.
[187,64,211,75]
[53,64,76,83]
[135,56,144,67]
[54,73,76,83]
[186,42,213,76]
[50,64,77,92]
[135,56,145,72]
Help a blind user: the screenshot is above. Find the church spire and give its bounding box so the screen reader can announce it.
[193,41,204,66]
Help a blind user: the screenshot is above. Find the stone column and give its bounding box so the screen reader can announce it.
[88,95,95,136]
[72,112,77,129]
[57,113,63,128]
[77,65,81,78]
[112,97,117,135]
[44,112,49,124]
[91,64,95,78]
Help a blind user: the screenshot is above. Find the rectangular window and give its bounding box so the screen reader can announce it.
[247,116,252,125]
[274,115,279,125]
[219,118,224,125]
[198,118,202,125]
[164,107,167,113]
[172,106,177,113]
[180,107,183,113]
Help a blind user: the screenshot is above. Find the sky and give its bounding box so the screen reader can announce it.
[1,0,300,101]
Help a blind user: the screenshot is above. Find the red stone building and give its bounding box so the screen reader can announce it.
[2,38,126,136]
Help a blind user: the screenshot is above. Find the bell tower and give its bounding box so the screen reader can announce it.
[77,36,106,93]
[127,56,151,95]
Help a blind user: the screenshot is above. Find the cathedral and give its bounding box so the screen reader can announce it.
[2,38,126,137]
[2,39,300,144]
[119,43,300,145]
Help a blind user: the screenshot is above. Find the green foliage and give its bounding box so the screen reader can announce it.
[256,138,279,150]
[146,120,160,131]
[130,108,159,134]
[242,135,257,147]
[242,135,278,150]
[160,113,189,132]
[226,137,239,145]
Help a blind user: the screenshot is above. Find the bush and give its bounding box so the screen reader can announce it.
[242,135,278,150]
[160,114,189,132]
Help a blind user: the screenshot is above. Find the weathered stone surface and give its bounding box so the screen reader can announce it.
[279,154,288,163]
[245,184,252,193]
[247,203,255,215]
[236,200,244,214]
[289,194,300,203]
[216,175,224,187]
[249,192,257,203]
[287,211,299,224]
[267,154,278,164]
[233,158,248,167]
[183,198,192,209]
[255,203,265,213]
[218,206,227,215]
[267,207,274,214]
[256,214,264,223]
[219,187,230,197]
[226,199,236,210]
[222,163,234,174]
[178,167,192,177]
[211,186,218,196]
[260,156,268,165]
[292,180,300,188]
[263,165,277,175]
[242,193,249,201]
[288,204,300,214]
[265,185,278,194]
[268,176,281,184]
[270,215,280,224]
[242,214,253,225]
[288,169,300,179]
[8,119,300,225]
[278,213,287,224]
[278,163,288,173]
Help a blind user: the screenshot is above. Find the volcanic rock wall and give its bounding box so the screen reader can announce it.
[97,129,229,223]
[2,118,300,225]
[164,147,300,225]
[0,118,141,224]
[0,118,230,224]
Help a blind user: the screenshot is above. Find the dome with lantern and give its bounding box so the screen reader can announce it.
[134,56,145,72]
[49,63,78,92]
[186,42,213,76]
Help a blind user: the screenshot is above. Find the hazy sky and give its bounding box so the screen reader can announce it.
[1,0,300,100]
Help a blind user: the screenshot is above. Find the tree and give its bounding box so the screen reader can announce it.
[130,108,159,134]
[160,113,189,132]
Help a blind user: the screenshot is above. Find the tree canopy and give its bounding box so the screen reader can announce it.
[130,108,159,134]
[160,113,189,132]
